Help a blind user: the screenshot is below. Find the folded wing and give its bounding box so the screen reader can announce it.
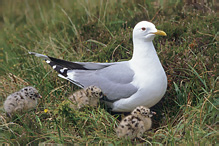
[29,52,138,101]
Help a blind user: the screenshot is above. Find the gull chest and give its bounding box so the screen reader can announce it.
[130,60,167,98]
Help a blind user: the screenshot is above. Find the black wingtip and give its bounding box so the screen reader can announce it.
[44,59,69,77]
[48,56,88,70]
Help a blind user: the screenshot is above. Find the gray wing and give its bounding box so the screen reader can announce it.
[29,52,138,101]
[29,52,115,70]
[64,62,138,101]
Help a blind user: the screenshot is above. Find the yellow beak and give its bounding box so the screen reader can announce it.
[152,30,167,36]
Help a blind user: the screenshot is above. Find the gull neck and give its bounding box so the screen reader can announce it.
[131,38,158,62]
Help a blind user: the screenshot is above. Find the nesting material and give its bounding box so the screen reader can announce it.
[68,86,103,109]
[116,106,155,139]
[4,86,41,117]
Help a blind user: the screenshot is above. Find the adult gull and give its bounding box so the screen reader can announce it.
[29,21,167,112]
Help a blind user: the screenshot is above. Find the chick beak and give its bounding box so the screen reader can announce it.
[149,111,156,117]
[39,95,42,98]
[151,111,156,115]
[152,30,167,36]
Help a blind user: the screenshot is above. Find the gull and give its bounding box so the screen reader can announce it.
[29,21,167,112]
[4,86,41,117]
[116,106,155,139]
[68,85,103,109]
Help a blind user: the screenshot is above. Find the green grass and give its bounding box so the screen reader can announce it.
[0,0,218,145]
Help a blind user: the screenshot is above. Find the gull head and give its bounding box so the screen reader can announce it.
[133,21,166,42]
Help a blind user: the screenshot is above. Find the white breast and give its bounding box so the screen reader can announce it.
[112,54,167,112]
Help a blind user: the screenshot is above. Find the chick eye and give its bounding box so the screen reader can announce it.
[141,27,146,31]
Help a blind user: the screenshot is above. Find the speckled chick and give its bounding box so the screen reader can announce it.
[116,106,155,139]
[4,86,41,117]
[68,86,103,109]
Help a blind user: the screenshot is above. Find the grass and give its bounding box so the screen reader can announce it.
[0,0,218,145]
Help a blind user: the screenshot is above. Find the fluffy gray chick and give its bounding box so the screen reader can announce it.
[68,85,103,109]
[4,86,41,117]
[116,106,156,139]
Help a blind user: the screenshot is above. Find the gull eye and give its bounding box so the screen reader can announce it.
[141,27,146,31]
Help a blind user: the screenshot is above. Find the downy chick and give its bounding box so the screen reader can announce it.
[68,86,103,109]
[116,106,155,139]
[4,86,41,117]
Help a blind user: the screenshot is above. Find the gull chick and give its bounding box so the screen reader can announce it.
[4,86,41,117]
[116,106,155,139]
[68,86,103,109]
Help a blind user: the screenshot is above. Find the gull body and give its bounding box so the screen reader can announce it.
[29,21,167,112]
